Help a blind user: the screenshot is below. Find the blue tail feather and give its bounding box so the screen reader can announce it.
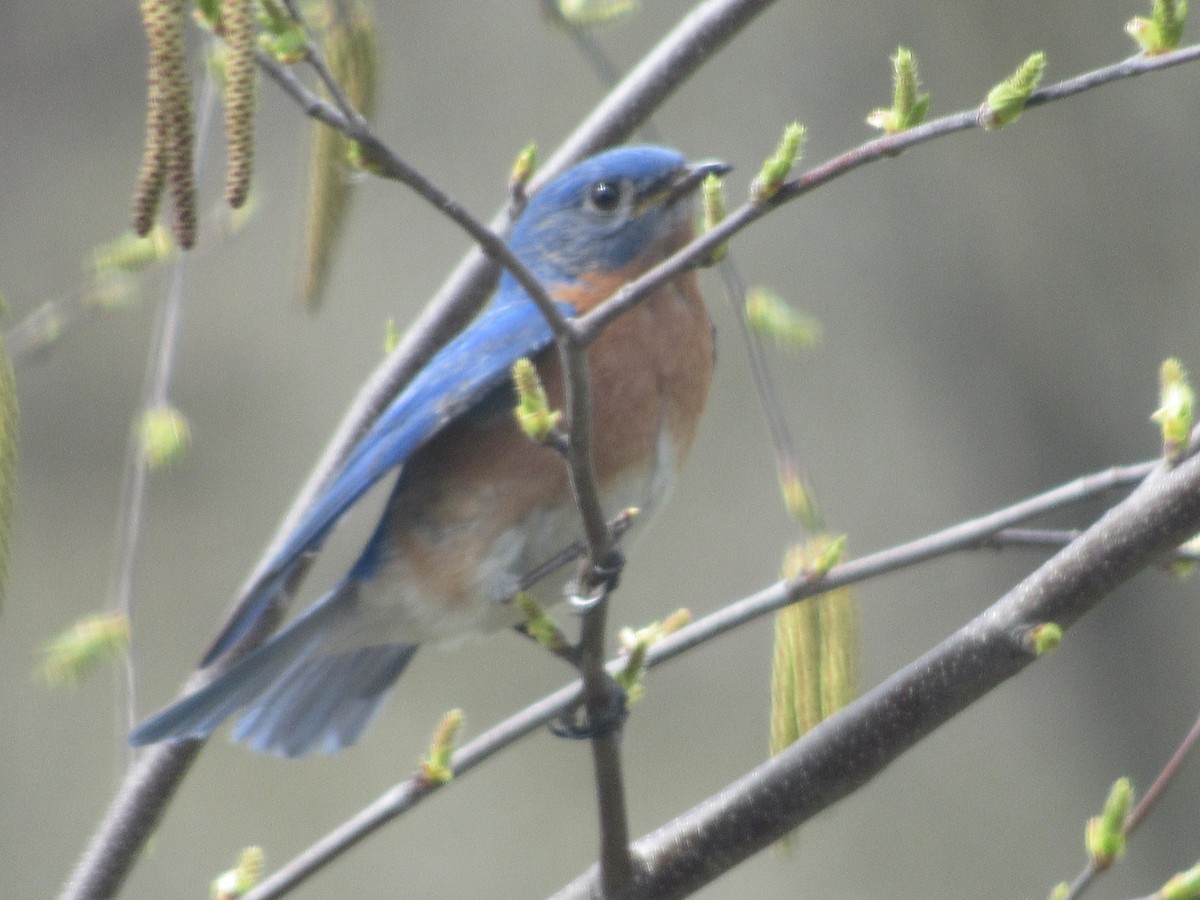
[130,580,418,757]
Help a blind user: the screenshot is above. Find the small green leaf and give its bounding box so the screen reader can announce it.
[383,317,400,355]
[211,846,264,900]
[516,591,567,653]
[867,47,931,134]
[557,0,640,26]
[615,609,691,704]
[1085,777,1133,869]
[1026,622,1063,656]
[256,0,308,63]
[1152,357,1194,461]
[745,288,821,350]
[509,142,538,197]
[1127,0,1188,53]
[1171,532,1200,578]
[511,358,562,442]
[981,52,1046,129]
[1161,860,1200,900]
[41,613,130,686]
[751,122,805,203]
[776,459,821,529]
[420,709,464,785]
[92,227,175,276]
[700,172,728,262]
[141,405,191,468]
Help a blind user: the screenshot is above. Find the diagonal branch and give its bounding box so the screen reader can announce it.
[554,448,1200,898]
[574,42,1200,343]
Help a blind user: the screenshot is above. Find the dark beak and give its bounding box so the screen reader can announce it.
[661,159,732,207]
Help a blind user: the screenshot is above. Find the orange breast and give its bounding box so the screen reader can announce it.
[373,226,715,625]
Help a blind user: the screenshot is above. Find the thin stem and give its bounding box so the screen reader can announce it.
[717,258,821,530]
[287,0,364,128]
[561,339,612,565]
[260,51,572,341]
[1062,711,1200,900]
[988,527,1200,564]
[577,596,633,895]
[575,43,1200,344]
[1125,712,1200,835]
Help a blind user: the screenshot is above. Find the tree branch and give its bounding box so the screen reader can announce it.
[554,448,1200,898]
[574,42,1200,342]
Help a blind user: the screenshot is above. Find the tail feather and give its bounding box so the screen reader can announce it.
[233,644,416,757]
[130,581,418,757]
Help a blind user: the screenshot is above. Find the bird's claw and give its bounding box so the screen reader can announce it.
[550,678,628,740]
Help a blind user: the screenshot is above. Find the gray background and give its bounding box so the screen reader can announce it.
[2,2,1199,897]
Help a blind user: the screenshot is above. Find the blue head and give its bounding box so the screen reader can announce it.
[505,146,723,290]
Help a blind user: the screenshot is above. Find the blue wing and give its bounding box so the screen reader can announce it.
[201,289,569,665]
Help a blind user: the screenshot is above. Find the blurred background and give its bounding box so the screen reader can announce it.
[2,2,1199,897]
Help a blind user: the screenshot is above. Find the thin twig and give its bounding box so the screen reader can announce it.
[577,592,634,895]
[259,52,571,341]
[716,258,820,528]
[1062,711,1200,900]
[283,0,364,128]
[575,43,1200,343]
[243,458,1156,897]
[989,527,1200,564]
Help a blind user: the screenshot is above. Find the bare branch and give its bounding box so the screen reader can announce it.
[555,449,1200,898]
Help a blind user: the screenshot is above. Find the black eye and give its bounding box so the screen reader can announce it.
[587,179,623,213]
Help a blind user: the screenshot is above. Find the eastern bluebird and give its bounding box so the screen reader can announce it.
[130,146,728,757]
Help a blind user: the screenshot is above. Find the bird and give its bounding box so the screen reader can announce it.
[130,145,728,757]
